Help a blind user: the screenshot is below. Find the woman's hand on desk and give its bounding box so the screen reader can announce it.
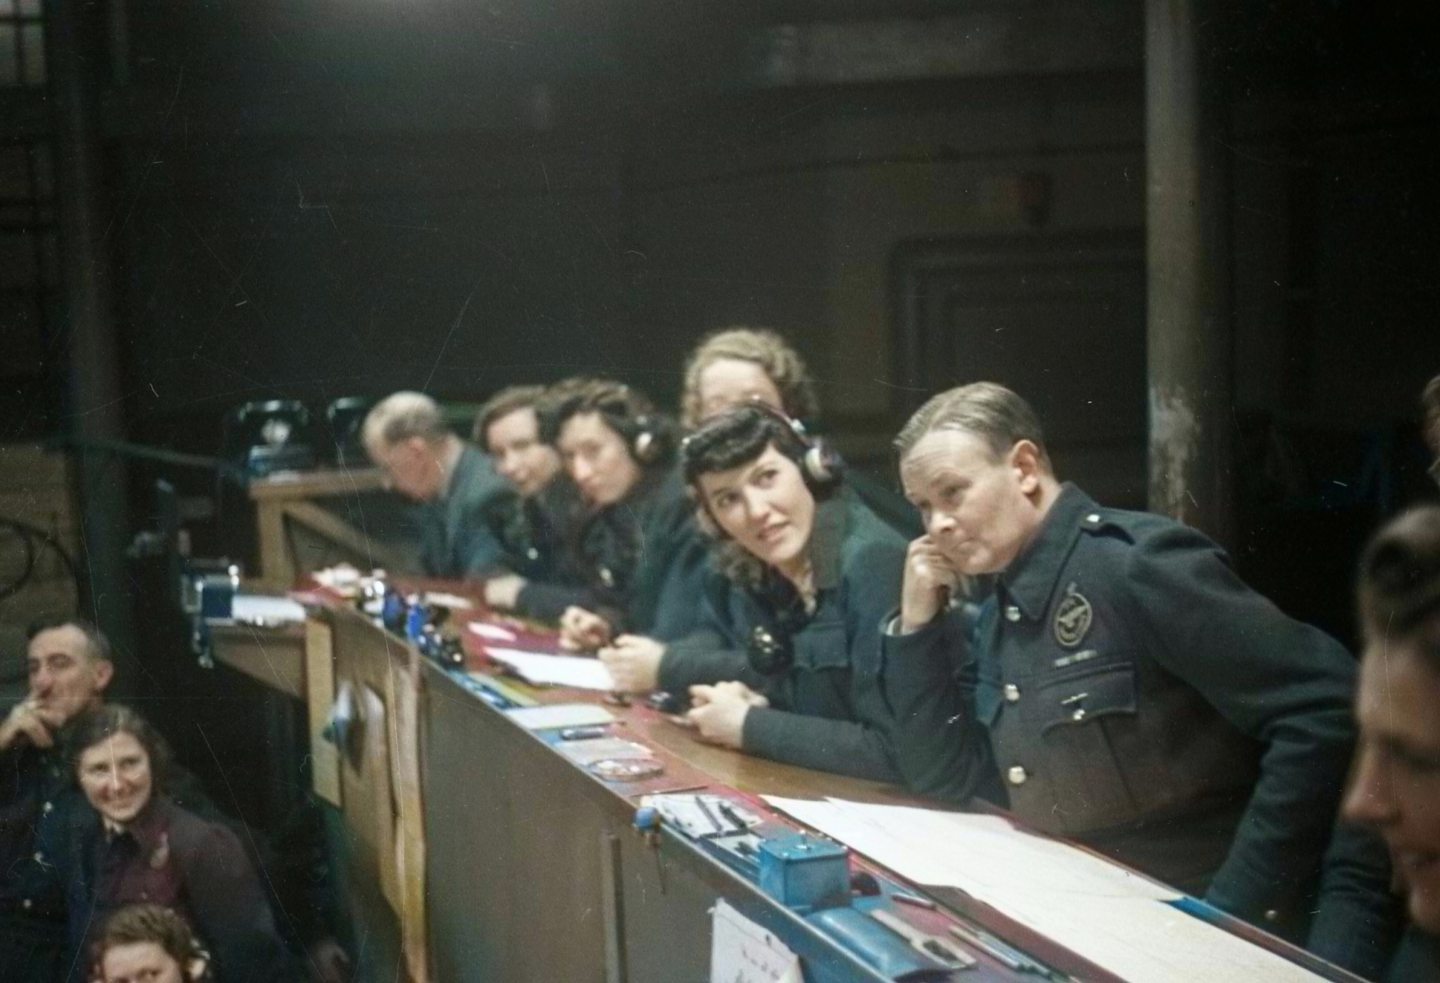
[559,606,614,652]
[483,573,527,611]
[686,682,769,749]
[599,635,665,693]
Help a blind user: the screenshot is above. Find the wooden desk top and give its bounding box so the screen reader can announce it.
[290,580,1356,982]
[443,607,1358,983]
[247,466,385,501]
[210,619,307,699]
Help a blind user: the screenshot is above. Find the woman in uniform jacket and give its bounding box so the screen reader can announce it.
[60,706,297,983]
[539,377,710,649]
[602,403,908,783]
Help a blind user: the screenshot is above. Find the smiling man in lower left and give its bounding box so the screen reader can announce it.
[0,618,117,981]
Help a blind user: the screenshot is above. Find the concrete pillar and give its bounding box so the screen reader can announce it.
[46,0,137,670]
[1145,0,1234,544]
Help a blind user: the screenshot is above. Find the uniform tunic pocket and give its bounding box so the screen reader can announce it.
[1028,659,1141,831]
[792,618,849,671]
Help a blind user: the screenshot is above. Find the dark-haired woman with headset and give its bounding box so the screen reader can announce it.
[600,403,908,782]
[539,377,711,649]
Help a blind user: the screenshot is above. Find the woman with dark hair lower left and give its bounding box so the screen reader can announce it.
[59,705,298,983]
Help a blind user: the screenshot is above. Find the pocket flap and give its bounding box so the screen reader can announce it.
[1036,661,1137,733]
[792,618,849,670]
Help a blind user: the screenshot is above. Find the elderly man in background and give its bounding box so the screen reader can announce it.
[363,390,516,580]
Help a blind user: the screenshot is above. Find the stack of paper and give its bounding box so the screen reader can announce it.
[481,647,615,691]
[231,594,308,624]
[505,703,615,731]
[763,797,1324,983]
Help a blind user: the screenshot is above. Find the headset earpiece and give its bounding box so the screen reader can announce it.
[802,443,840,487]
[631,414,661,464]
[745,401,843,491]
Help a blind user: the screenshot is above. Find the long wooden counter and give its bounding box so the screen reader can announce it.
[214,595,1362,983]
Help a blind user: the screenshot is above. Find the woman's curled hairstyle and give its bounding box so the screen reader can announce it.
[536,376,675,466]
[66,703,173,795]
[681,404,835,493]
[1358,505,1440,656]
[680,327,819,430]
[681,405,840,585]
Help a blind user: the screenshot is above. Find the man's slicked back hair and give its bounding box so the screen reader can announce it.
[26,616,112,664]
[363,391,450,449]
[1358,505,1440,669]
[895,382,1051,469]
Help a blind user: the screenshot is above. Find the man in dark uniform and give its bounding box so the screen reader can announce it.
[883,381,1395,978]
[363,391,516,580]
[472,385,593,621]
[0,619,117,980]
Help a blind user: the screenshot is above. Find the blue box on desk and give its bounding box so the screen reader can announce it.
[757,833,850,913]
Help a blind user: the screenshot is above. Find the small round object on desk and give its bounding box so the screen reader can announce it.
[590,757,664,782]
[634,805,660,832]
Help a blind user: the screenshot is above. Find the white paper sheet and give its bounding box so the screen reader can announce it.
[483,647,615,690]
[422,590,474,611]
[467,621,519,642]
[761,797,1324,983]
[504,703,615,731]
[231,594,308,624]
[764,796,1176,906]
[710,899,803,983]
[989,894,1323,983]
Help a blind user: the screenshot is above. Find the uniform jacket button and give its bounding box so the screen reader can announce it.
[1086,513,1102,523]
[1007,765,1028,786]
[1264,909,1279,923]
[42,800,54,813]
[32,851,44,863]
[1004,605,1022,623]
[1003,683,1021,703]
[22,898,32,910]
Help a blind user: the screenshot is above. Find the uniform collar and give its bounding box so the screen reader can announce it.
[998,483,1098,621]
[809,495,848,592]
[441,441,474,501]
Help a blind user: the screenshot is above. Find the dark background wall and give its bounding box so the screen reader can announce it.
[4,0,1439,644]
